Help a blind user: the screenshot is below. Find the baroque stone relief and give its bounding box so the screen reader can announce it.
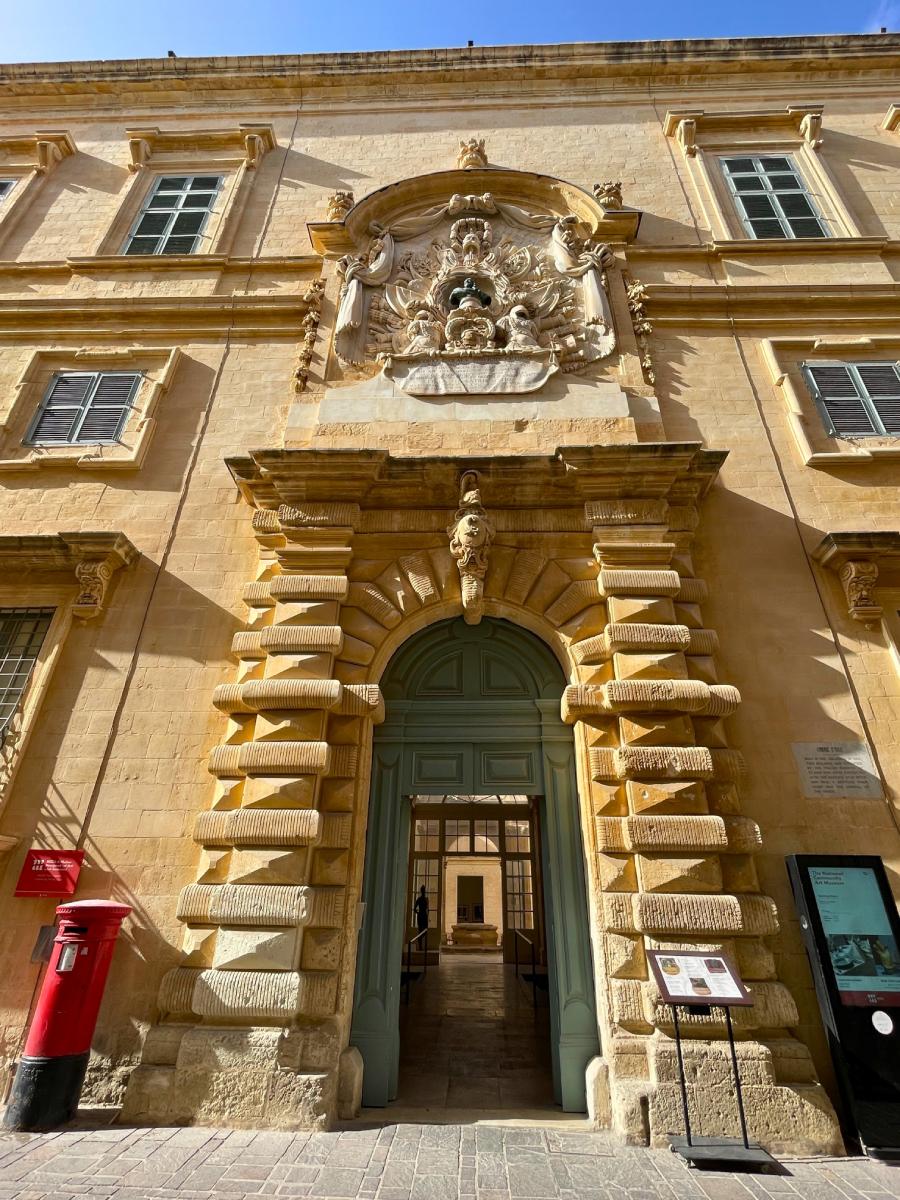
[332,191,617,395]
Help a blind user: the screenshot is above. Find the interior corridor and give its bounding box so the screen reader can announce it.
[394,954,554,1112]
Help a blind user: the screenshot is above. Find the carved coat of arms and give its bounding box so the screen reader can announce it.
[332,193,617,396]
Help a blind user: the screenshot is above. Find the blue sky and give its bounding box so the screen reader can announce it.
[1,0,897,62]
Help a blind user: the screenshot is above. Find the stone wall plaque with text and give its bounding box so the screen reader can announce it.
[792,742,883,800]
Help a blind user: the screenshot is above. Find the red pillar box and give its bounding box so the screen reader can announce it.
[3,900,131,1131]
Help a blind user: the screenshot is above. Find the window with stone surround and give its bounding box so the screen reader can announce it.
[0,181,15,203]
[664,105,860,242]
[27,372,141,446]
[721,155,829,239]
[761,338,900,468]
[122,174,223,256]
[803,363,900,438]
[0,348,180,472]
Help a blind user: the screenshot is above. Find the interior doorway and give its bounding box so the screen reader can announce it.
[396,793,553,1110]
[350,617,600,1114]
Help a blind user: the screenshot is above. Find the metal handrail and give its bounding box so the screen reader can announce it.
[404,928,429,1005]
[513,928,538,1010]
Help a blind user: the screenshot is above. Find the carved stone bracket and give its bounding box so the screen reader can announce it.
[447,471,494,624]
[0,532,139,619]
[813,532,900,623]
[325,191,354,222]
[457,137,487,169]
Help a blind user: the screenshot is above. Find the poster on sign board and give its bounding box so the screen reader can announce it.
[808,864,900,1007]
[14,849,84,898]
[647,949,753,1007]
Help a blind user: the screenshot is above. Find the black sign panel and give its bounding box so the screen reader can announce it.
[787,855,900,1156]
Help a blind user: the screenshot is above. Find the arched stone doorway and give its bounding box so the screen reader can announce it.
[350,617,600,1112]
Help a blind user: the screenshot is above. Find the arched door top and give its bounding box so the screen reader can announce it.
[380,617,565,704]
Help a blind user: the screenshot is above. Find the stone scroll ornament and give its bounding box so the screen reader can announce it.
[332,192,617,373]
[448,472,494,625]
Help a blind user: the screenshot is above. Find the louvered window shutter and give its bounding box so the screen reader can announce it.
[855,364,900,434]
[804,362,900,438]
[29,373,95,443]
[28,372,139,445]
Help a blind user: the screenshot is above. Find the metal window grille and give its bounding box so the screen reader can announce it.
[0,180,15,202]
[721,155,829,240]
[0,609,53,740]
[803,362,900,437]
[123,174,223,256]
[27,371,140,446]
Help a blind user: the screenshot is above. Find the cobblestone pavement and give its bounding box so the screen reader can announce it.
[0,1119,898,1200]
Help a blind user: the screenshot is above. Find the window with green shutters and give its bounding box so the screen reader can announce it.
[0,609,53,741]
[803,363,900,437]
[27,372,140,445]
[721,155,829,239]
[123,174,222,255]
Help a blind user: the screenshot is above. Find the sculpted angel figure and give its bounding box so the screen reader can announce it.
[497,304,540,351]
[403,310,443,356]
[551,215,614,332]
[335,225,395,364]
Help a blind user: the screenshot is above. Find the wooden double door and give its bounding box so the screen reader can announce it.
[349,618,600,1111]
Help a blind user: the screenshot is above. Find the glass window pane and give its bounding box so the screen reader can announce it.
[412,859,438,928]
[723,157,755,174]
[134,212,169,237]
[414,819,439,853]
[788,218,827,238]
[158,176,189,189]
[748,219,787,239]
[732,176,765,192]
[191,176,220,189]
[445,819,470,852]
[160,235,199,255]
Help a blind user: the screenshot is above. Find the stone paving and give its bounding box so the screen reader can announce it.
[0,1120,898,1200]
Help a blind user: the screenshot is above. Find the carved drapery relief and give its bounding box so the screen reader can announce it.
[448,471,494,624]
[839,560,882,621]
[331,191,618,384]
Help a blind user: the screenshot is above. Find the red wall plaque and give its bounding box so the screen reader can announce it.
[14,850,84,898]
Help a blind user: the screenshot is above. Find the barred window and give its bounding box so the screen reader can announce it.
[124,174,222,256]
[0,609,53,739]
[27,372,140,446]
[803,363,900,438]
[721,156,829,240]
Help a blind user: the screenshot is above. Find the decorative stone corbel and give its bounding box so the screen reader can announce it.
[61,532,140,620]
[447,471,494,625]
[675,118,697,157]
[838,561,881,622]
[789,105,825,149]
[128,135,152,172]
[813,532,900,624]
[325,191,354,222]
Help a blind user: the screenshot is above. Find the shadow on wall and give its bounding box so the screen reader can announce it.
[0,560,246,1102]
[818,128,900,240]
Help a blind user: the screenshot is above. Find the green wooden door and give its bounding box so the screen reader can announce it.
[350,618,600,1110]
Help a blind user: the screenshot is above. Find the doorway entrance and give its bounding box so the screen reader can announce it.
[350,618,601,1113]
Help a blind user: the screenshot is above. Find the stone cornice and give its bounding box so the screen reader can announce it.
[3,35,900,92]
[226,444,726,511]
[0,293,322,337]
[0,531,139,619]
[0,254,321,276]
[635,280,900,325]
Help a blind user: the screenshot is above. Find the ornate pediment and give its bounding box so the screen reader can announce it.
[319,169,636,394]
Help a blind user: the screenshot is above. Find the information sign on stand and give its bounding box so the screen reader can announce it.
[647,950,779,1172]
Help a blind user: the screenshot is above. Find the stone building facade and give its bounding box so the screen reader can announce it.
[0,34,899,1152]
